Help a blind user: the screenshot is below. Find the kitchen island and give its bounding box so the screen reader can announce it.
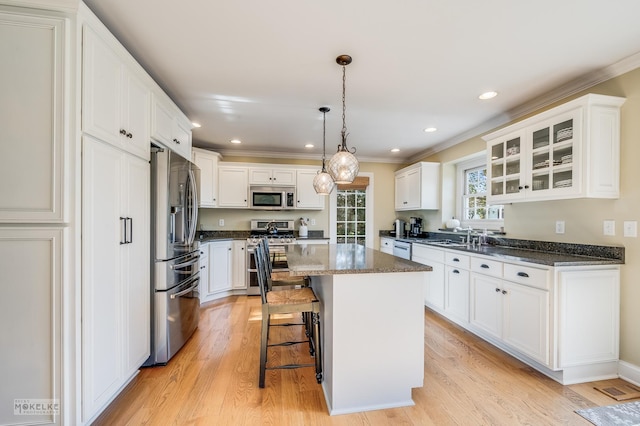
[285,243,432,415]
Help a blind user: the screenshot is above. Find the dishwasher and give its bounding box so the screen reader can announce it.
[392,240,411,260]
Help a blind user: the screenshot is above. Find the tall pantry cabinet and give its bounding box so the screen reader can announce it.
[0,4,70,426]
[1,1,191,425]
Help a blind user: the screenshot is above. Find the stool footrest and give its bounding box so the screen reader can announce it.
[266,363,315,370]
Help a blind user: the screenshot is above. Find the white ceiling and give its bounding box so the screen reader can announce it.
[82,0,640,163]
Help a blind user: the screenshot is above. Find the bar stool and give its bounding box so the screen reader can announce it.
[254,242,322,388]
[262,236,310,288]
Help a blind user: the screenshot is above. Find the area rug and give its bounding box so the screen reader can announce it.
[576,401,640,425]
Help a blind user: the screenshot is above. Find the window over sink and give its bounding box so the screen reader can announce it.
[457,155,504,230]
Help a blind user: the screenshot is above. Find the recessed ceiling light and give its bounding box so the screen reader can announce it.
[191,122,202,128]
[423,127,437,133]
[230,139,242,144]
[390,148,400,153]
[479,91,498,100]
[305,143,314,148]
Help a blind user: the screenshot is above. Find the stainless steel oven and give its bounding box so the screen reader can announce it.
[246,219,296,295]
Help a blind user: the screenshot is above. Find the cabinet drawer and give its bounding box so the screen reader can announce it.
[445,252,470,269]
[470,256,503,278]
[503,263,549,290]
[412,244,445,263]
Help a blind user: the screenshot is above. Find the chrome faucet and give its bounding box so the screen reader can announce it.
[466,228,472,244]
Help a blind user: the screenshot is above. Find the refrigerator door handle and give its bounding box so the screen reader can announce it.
[170,278,200,299]
[186,169,198,245]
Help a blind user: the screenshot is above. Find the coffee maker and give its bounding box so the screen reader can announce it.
[409,217,423,237]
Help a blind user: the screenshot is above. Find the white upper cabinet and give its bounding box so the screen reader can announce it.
[249,167,296,186]
[218,166,249,208]
[395,162,440,211]
[82,25,150,160]
[192,148,221,208]
[295,169,325,210]
[151,92,193,160]
[0,9,68,222]
[484,94,625,204]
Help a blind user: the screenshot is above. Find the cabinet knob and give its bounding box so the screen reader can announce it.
[495,288,501,292]
[126,132,133,138]
[173,138,181,144]
[502,290,508,295]
[524,185,530,189]
[518,186,523,190]
[119,129,127,135]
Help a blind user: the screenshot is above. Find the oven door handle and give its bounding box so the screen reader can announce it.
[170,257,199,270]
[170,278,200,299]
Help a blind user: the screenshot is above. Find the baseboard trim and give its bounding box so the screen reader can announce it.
[618,360,640,386]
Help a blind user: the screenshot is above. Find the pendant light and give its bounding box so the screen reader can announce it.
[327,54,359,184]
[313,107,336,195]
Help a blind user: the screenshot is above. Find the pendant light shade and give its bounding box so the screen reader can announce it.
[313,107,335,195]
[328,54,359,184]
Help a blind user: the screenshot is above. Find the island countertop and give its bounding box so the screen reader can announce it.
[285,243,432,276]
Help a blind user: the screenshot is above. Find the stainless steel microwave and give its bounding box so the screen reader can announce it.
[249,186,295,210]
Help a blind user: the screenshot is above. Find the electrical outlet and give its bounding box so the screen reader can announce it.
[311,219,316,226]
[603,220,615,236]
[555,221,565,234]
[219,219,224,226]
[624,221,638,237]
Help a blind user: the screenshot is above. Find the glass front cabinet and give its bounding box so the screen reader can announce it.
[484,94,624,204]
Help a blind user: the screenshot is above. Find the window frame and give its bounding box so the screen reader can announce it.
[456,154,504,231]
[329,172,374,248]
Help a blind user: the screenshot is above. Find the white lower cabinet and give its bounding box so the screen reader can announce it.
[419,241,619,384]
[412,244,445,310]
[198,244,209,302]
[232,240,247,290]
[379,237,394,254]
[81,136,150,421]
[209,241,232,295]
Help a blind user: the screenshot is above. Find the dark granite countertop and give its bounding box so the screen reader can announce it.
[380,230,624,266]
[285,243,432,276]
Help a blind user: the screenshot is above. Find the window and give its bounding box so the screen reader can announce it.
[336,189,366,245]
[457,156,504,229]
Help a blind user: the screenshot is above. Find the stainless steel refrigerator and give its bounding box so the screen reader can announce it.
[146,144,201,366]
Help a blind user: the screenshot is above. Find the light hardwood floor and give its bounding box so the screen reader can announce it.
[94,295,635,425]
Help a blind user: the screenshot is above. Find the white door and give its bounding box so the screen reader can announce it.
[469,273,503,340]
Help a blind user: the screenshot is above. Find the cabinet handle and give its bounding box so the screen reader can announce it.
[126,132,133,139]
[453,258,460,262]
[495,288,501,292]
[126,217,133,243]
[518,186,523,190]
[481,264,490,269]
[200,265,205,269]
[173,138,181,144]
[452,269,460,274]
[502,290,508,295]
[524,185,529,189]
[119,217,127,244]
[119,129,127,135]
[517,272,529,278]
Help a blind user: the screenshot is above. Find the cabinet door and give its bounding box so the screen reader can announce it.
[502,281,549,365]
[122,70,150,160]
[445,266,470,323]
[527,110,581,200]
[122,155,150,375]
[193,150,219,207]
[171,117,192,160]
[272,169,296,185]
[151,93,174,145]
[470,273,503,340]
[0,11,67,222]
[394,172,408,210]
[248,168,273,185]
[296,170,325,209]
[208,241,232,294]
[0,228,63,425]
[380,237,393,254]
[231,240,247,290]
[487,131,526,204]
[218,167,248,208]
[198,245,209,304]
[82,137,124,417]
[404,168,421,209]
[424,261,445,310]
[83,25,122,147]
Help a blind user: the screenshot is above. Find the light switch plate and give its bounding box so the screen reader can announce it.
[555,221,565,234]
[624,221,637,237]
[603,220,615,236]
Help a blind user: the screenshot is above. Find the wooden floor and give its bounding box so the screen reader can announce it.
[94,295,635,425]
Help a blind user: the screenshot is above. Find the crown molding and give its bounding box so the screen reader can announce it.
[410,51,640,163]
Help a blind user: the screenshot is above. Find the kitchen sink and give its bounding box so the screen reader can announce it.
[423,239,468,247]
